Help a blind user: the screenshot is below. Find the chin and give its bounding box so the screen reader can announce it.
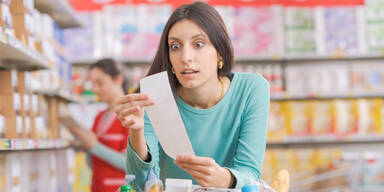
[179,81,197,89]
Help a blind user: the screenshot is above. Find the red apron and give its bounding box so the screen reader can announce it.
[91,110,129,192]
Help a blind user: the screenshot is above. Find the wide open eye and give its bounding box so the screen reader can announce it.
[194,41,205,48]
[170,43,181,51]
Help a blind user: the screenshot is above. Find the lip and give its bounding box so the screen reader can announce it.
[180,68,199,79]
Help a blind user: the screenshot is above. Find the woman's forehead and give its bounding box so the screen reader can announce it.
[168,19,208,40]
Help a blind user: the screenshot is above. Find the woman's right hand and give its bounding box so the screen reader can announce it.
[114,93,154,130]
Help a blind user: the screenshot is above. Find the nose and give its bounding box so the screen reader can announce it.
[181,44,193,64]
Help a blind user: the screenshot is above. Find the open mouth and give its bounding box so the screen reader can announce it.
[181,70,199,74]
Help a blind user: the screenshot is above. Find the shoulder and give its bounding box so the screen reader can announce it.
[233,72,270,91]
[93,109,108,124]
[95,109,106,119]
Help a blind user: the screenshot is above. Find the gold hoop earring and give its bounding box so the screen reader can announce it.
[172,67,175,74]
[218,61,224,69]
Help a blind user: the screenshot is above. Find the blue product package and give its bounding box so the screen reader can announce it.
[241,184,258,192]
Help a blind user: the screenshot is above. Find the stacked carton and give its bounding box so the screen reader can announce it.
[10,0,34,45]
[0,0,13,36]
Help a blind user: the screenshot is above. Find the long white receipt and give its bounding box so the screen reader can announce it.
[140,71,195,159]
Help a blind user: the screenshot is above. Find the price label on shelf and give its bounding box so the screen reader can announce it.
[22,140,26,149]
[26,139,34,149]
[34,139,39,148]
[0,139,6,150]
[273,54,281,60]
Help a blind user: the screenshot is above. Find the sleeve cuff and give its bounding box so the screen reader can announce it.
[126,137,156,170]
[89,141,102,155]
[227,168,245,189]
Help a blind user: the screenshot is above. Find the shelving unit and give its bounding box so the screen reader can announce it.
[0,138,70,151]
[33,89,81,103]
[71,57,152,66]
[267,135,384,150]
[0,32,49,71]
[270,92,384,101]
[34,0,82,28]
[0,0,82,190]
[236,54,384,63]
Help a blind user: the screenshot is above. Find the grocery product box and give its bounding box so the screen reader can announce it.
[10,0,34,14]
[0,91,32,139]
[41,14,53,39]
[311,100,335,134]
[0,93,16,116]
[0,70,17,94]
[16,71,26,93]
[4,115,17,138]
[0,115,4,138]
[12,12,33,43]
[16,115,23,138]
[0,2,12,33]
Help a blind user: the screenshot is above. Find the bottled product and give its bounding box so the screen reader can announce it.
[125,174,142,192]
[120,184,131,192]
[144,169,162,192]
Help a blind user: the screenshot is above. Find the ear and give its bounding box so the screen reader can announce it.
[114,74,124,86]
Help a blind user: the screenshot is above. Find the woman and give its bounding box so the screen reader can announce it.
[68,58,129,192]
[115,2,270,189]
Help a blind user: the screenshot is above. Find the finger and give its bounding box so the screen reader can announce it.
[115,94,149,105]
[178,167,209,186]
[120,106,141,117]
[121,118,136,128]
[121,119,135,128]
[176,155,215,166]
[177,163,211,175]
[115,100,154,114]
[67,126,82,136]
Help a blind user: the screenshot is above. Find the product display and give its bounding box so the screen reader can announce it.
[365,0,384,52]
[284,7,316,54]
[264,150,384,191]
[323,7,360,55]
[284,62,384,97]
[267,98,383,142]
[233,6,283,58]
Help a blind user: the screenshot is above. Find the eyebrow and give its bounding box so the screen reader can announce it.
[168,33,207,41]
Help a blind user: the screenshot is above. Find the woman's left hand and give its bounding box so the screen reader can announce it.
[67,126,97,150]
[174,155,232,188]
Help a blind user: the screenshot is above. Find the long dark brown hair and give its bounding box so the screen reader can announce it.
[89,58,129,94]
[143,2,233,92]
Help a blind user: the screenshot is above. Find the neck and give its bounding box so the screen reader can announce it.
[178,76,227,109]
[106,88,125,111]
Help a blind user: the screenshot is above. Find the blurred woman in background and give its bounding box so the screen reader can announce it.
[67,58,129,192]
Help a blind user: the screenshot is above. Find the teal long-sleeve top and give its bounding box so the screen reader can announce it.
[126,72,270,189]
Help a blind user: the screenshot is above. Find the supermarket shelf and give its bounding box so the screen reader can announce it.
[271,92,384,101]
[237,53,384,63]
[71,57,152,66]
[33,89,81,103]
[356,186,384,192]
[0,139,71,152]
[267,135,384,150]
[34,0,82,28]
[0,32,49,71]
[47,38,67,59]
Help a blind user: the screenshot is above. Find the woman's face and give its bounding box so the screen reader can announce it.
[168,19,220,89]
[88,68,120,102]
